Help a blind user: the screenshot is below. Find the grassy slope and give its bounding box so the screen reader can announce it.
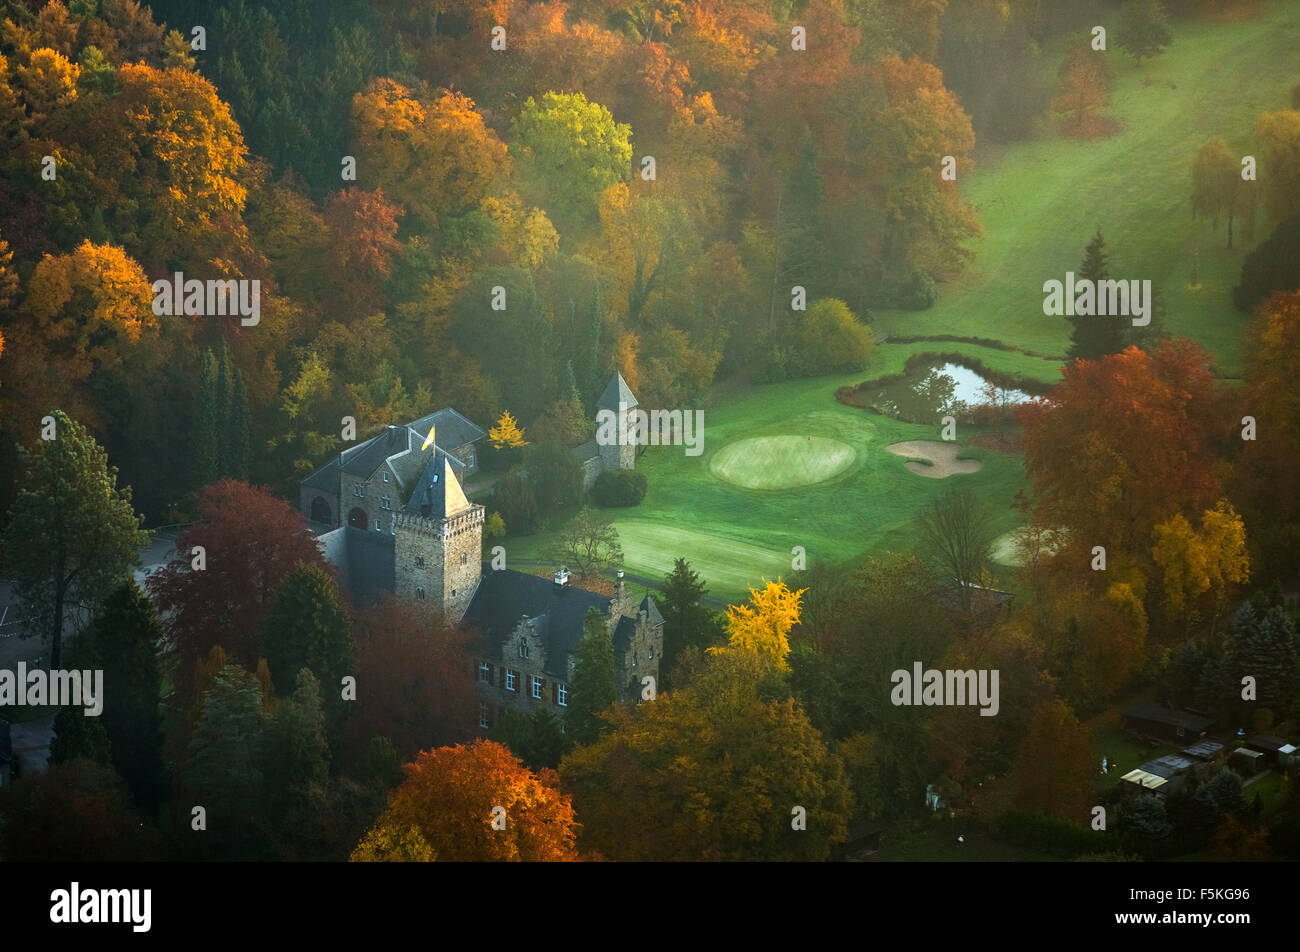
[508,365,1027,603]
[875,1,1300,378]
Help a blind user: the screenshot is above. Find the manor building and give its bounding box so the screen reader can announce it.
[298,373,659,730]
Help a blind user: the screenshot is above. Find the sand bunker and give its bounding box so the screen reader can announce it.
[885,441,982,479]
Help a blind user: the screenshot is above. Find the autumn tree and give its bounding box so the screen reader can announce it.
[355,740,579,861]
[526,441,586,516]
[713,579,806,671]
[90,63,249,266]
[1236,290,1300,576]
[1,411,148,667]
[1191,137,1257,248]
[351,81,508,230]
[1018,340,1222,562]
[147,480,329,700]
[347,594,476,760]
[489,409,529,449]
[0,760,164,862]
[561,648,851,861]
[1152,500,1250,629]
[544,508,623,580]
[1117,0,1173,66]
[1052,48,1112,136]
[1255,109,1300,231]
[1009,699,1095,822]
[916,484,995,610]
[321,187,403,317]
[512,91,632,235]
[23,240,156,381]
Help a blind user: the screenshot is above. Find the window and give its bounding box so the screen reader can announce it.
[558,683,568,707]
[415,556,425,568]
[353,483,364,498]
[649,646,654,659]
[531,676,542,700]
[479,703,489,729]
[479,662,491,683]
[383,471,390,483]
[466,452,476,467]
[416,587,425,600]
[374,520,383,532]
[505,670,517,692]
[519,640,529,660]
[460,552,468,565]
[631,652,637,668]
[380,496,390,510]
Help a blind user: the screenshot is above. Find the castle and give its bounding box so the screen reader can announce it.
[299,373,662,730]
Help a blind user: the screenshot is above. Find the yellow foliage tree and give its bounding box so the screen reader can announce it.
[15,47,79,123]
[713,578,806,671]
[489,410,529,449]
[25,240,155,379]
[1152,499,1249,623]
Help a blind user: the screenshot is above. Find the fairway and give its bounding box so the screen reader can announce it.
[873,1,1300,378]
[508,358,1030,604]
[710,435,856,490]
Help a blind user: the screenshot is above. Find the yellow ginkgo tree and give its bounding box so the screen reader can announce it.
[489,410,529,449]
[712,579,806,671]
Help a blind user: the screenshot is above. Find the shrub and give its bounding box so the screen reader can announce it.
[592,469,647,507]
[492,474,538,535]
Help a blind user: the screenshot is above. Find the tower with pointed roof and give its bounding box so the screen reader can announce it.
[596,371,639,473]
[394,447,484,624]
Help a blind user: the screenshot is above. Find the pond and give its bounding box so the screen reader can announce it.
[868,362,1031,425]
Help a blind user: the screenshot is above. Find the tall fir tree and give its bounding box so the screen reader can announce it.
[261,563,355,742]
[1067,229,1127,361]
[215,343,232,477]
[568,607,618,745]
[660,558,723,685]
[772,135,827,326]
[228,367,251,481]
[192,349,219,491]
[84,580,167,811]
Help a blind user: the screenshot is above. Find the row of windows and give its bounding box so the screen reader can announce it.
[413,554,470,569]
[479,662,567,706]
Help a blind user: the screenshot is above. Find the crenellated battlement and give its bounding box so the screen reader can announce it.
[394,504,484,539]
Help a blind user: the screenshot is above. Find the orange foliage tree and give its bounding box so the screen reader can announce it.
[355,739,578,862]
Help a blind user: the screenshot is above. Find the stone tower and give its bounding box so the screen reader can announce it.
[394,449,484,624]
[596,371,639,472]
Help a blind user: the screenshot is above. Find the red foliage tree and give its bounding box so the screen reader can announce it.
[345,593,477,762]
[147,479,329,699]
[1018,341,1224,565]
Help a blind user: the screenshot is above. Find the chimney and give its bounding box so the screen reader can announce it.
[554,566,570,588]
[615,568,625,604]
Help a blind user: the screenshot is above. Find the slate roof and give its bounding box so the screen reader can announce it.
[404,450,472,517]
[1247,734,1290,753]
[301,408,483,491]
[597,372,638,412]
[317,526,394,603]
[1181,740,1224,760]
[464,570,612,679]
[639,595,663,627]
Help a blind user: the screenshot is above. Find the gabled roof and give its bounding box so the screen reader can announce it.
[408,408,487,452]
[301,408,484,490]
[597,371,638,412]
[572,438,600,462]
[464,570,612,680]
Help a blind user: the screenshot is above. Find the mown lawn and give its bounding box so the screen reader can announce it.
[506,350,1029,603]
[873,1,1300,378]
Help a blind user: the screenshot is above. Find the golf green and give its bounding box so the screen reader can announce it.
[709,435,856,490]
